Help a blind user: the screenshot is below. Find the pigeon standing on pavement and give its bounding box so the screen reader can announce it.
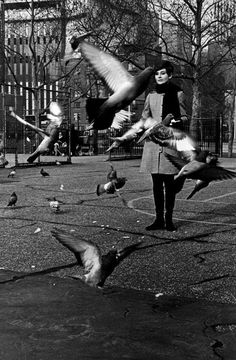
[51,228,143,288]
[8,169,16,178]
[166,150,236,199]
[40,168,49,177]
[71,40,154,130]
[47,197,60,212]
[7,192,17,206]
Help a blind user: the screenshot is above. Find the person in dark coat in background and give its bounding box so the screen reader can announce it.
[139,60,188,231]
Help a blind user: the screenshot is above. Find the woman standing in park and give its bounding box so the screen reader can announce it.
[139,60,188,231]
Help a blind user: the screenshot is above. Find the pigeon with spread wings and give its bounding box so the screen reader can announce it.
[166,150,236,199]
[9,102,63,163]
[106,114,197,154]
[107,164,118,181]
[51,228,143,288]
[75,41,154,130]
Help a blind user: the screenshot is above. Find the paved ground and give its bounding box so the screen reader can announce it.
[0,154,236,359]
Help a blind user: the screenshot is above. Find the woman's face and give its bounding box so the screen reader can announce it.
[155,68,172,85]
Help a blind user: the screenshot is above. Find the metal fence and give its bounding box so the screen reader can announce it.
[2,116,224,167]
[92,116,223,158]
[182,116,222,155]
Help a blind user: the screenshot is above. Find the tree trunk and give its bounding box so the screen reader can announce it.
[190,81,201,140]
[227,93,235,157]
[228,119,234,157]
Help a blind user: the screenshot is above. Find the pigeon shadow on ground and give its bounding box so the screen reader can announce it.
[177,201,236,227]
[0,261,78,284]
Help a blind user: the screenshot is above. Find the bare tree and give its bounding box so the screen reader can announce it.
[146,0,236,139]
[67,0,236,143]
[3,0,89,153]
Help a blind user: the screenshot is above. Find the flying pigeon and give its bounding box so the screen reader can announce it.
[96,177,127,206]
[73,41,154,130]
[9,102,63,163]
[8,169,16,178]
[51,228,143,288]
[0,138,4,153]
[137,114,196,150]
[107,164,118,181]
[0,139,8,166]
[70,32,93,50]
[0,153,8,166]
[97,177,127,195]
[40,168,49,177]
[64,31,93,64]
[86,98,134,131]
[166,150,236,199]
[7,192,17,206]
[110,109,135,130]
[106,114,196,153]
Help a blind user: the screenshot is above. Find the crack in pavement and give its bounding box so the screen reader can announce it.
[193,248,229,263]
[191,274,231,286]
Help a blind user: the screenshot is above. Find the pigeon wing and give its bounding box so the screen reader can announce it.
[168,128,197,153]
[9,109,48,138]
[107,165,118,181]
[190,164,236,182]
[80,42,133,93]
[110,109,133,129]
[98,241,143,287]
[165,153,189,170]
[137,122,197,157]
[137,122,173,144]
[51,229,102,276]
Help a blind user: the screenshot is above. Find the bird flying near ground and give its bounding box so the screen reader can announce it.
[0,138,4,153]
[166,150,236,199]
[9,102,63,163]
[7,192,17,206]
[40,168,49,177]
[96,177,127,196]
[51,228,143,288]
[0,139,8,166]
[96,176,127,206]
[97,164,127,196]
[107,164,118,181]
[71,40,154,130]
[0,153,8,167]
[8,169,16,178]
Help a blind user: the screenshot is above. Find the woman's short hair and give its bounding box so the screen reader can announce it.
[155,60,174,76]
